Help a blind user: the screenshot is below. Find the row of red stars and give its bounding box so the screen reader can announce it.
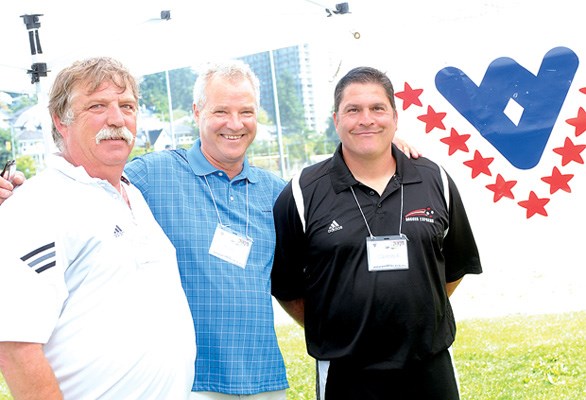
[395,83,586,219]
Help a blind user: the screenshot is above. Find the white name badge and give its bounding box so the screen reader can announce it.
[366,235,409,271]
[209,224,253,269]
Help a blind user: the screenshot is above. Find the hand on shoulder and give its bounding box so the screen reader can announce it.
[393,136,421,159]
[0,171,26,205]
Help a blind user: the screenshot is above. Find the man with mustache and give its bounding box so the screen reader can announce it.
[0,59,419,399]
[0,57,196,399]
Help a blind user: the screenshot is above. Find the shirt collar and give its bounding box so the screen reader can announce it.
[185,138,259,183]
[329,144,357,193]
[48,153,101,184]
[329,143,422,193]
[47,153,130,189]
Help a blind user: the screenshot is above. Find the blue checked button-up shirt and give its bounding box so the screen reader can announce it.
[125,139,288,395]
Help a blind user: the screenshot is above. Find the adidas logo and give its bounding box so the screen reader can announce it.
[114,225,124,238]
[327,220,343,234]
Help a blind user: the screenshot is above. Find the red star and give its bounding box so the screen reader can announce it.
[541,166,573,194]
[417,105,446,133]
[517,191,550,218]
[440,128,470,155]
[552,137,586,166]
[395,82,423,110]
[565,107,586,137]
[463,150,494,178]
[485,174,517,202]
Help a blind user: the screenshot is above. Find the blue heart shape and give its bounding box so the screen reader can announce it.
[435,47,579,169]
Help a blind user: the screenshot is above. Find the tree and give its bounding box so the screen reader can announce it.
[128,146,153,162]
[1,93,33,165]
[15,155,36,178]
[276,71,307,135]
[257,107,271,125]
[10,94,36,114]
[139,67,196,119]
[0,128,11,165]
[168,68,197,113]
[139,73,167,116]
[324,110,338,142]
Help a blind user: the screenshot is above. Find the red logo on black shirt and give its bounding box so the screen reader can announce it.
[405,207,435,223]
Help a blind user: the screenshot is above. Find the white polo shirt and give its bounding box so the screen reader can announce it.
[0,155,196,399]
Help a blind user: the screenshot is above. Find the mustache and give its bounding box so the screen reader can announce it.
[95,127,135,145]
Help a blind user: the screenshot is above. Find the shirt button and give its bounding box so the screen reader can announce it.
[377,203,382,208]
[369,191,375,196]
[230,196,234,201]
[218,172,223,176]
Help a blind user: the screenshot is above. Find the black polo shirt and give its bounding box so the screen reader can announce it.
[271,144,482,368]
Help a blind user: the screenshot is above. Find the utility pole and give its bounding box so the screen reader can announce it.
[269,49,287,178]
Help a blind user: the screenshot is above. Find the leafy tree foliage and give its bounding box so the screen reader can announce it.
[323,109,338,142]
[15,155,37,178]
[128,146,153,162]
[257,108,271,125]
[0,128,12,165]
[10,94,37,113]
[168,68,197,113]
[276,71,307,135]
[139,68,196,120]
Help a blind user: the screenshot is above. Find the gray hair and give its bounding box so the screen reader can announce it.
[48,57,139,151]
[192,59,260,110]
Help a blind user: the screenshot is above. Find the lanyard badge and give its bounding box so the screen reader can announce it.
[366,235,409,271]
[204,176,253,268]
[350,182,409,272]
[209,224,253,268]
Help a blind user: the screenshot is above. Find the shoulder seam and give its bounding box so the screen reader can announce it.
[291,171,306,233]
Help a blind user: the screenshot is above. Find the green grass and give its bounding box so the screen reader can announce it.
[454,312,586,400]
[2,311,585,399]
[275,311,586,399]
[0,380,9,400]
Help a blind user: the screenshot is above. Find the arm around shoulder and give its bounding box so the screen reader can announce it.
[0,171,26,205]
[277,298,305,327]
[446,277,463,298]
[392,136,421,159]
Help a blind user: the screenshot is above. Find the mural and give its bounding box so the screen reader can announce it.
[323,0,586,318]
[394,46,584,218]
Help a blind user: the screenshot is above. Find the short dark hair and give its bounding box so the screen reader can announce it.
[334,66,396,112]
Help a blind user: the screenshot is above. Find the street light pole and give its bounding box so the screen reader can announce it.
[165,69,176,149]
[9,121,16,160]
[269,49,287,178]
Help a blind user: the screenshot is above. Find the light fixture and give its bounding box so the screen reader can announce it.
[326,2,350,17]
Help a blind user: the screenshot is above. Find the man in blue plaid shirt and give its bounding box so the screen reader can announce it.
[0,60,418,400]
[125,60,289,399]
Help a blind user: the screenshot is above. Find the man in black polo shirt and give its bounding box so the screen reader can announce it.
[271,66,482,399]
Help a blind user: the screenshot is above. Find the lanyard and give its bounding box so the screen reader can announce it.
[203,174,250,238]
[349,183,405,239]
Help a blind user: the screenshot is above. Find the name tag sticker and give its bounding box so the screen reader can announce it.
[366,235,409,271]
[209,224,253,269]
